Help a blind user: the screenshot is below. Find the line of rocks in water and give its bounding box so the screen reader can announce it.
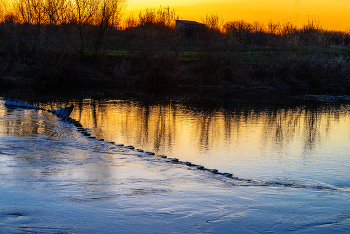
[6,100,343,191]
[47,109,236,179]
[4,99,236,180]
[5,98,42,109]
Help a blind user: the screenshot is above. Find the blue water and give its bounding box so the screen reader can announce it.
[1,89,350,233]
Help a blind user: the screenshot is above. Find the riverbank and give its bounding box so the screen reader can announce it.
[1,49,350,92]
[2,7,350,92]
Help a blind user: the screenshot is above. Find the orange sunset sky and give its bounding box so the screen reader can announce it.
[125,0,350,31]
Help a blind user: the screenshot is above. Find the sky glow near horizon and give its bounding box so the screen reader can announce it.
[125,0,350,31]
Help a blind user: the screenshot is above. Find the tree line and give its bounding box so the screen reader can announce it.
[1,3,350,90]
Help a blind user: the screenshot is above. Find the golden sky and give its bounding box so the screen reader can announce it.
[125,0,350,31]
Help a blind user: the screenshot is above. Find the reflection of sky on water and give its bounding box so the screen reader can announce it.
[1,92,350,233]
[35,95,350,187]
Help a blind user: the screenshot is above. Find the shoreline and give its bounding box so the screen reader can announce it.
[1,77,348,93]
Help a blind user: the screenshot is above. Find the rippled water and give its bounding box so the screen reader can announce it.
[1,87,350,233]
[36,89,350,188]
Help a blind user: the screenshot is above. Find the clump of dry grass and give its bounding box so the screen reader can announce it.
[193,52,350,91]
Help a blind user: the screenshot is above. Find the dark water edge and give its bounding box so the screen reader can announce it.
[2,84,350,130]
[1,84,349,106]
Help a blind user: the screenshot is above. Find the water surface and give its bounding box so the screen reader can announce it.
[34,88,350,189]
[1,87,350,233]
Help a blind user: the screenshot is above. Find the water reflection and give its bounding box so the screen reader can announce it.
[0,108,53,136]
[37,95,349,157]
[2,89,350,183]
[92,103,343,152]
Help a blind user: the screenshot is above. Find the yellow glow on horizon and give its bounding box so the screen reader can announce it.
[124,0,350,31]
[2,0,349,30]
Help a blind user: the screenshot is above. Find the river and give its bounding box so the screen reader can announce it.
[0,86,350,233]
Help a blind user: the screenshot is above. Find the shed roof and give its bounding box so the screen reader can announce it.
[176,20,204,25]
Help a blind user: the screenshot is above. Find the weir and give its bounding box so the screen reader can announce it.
[4,98,234,180]
[5,98,41,109]
[5,98,346,192]
[3,98,350,192]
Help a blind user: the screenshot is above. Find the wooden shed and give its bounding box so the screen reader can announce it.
[175,20,206,40]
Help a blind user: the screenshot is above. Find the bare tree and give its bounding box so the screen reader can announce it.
[68,0,97,56]
[44,0,70,25]
[124,13,137,28]
[92,0,126,62]
[137,6,177,28]
[14,0,45,24]
[0,0,6,22]
[202,13,224,32]
[13,0,46,54]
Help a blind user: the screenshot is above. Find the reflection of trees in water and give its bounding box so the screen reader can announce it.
[197,112,212,152]
[1,108,54,136]
[66,100,178,152]
[260,109,303,153]
[38,98,350,155]
[303,110,320,153]
[259,107,344,155]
